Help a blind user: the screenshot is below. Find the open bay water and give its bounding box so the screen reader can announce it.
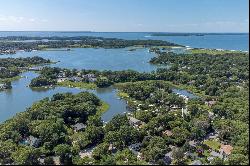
[0,31,248,51]
[0,32,248,123]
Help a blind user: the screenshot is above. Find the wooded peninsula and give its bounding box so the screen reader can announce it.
[0,36,248,165]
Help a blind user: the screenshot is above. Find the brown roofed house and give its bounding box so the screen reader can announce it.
[162,130,173,137]
[220,144,233,156]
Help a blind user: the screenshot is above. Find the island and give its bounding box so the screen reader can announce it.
[0,36,182,55]
[0,56,52,91]
[0,38,248,165]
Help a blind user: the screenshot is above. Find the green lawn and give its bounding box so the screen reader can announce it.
[190,49,243,55]
[96,101,110,117]
[57,80,97,89]
[117,91,129,98]
[204,140,221,150]
[0,75,22,83]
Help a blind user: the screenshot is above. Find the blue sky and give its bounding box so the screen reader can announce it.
[0,0,248,32]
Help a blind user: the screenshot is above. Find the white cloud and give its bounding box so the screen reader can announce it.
[28,18,36,22]
[0,14,47,24]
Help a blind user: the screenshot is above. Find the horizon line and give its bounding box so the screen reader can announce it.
[0,30,249,34]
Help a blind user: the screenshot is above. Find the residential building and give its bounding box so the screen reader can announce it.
[220,144,233,157]
[162,130,173,137]
[129,117,142,127]
[73,123,87,132]
[190,160,202,165]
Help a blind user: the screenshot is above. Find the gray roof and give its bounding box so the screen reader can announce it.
[190,160,202,165]
[129,143,142,151]
[73,123,87,131]
[27,136,41,147]
[210,151,223,159]
[129,117,141,124]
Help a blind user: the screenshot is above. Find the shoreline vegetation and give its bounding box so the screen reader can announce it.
[0,36,249,165]
[150,32,249,37]
[97,101,110,117]
[189,48,245,55]
[0,75,22,83]
[0,56,52,90]
[57,80,97,90]
[0,36,181,55]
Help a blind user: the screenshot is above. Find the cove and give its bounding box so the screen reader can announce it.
[0,71,128,123]
[0,47,156,123]
[0,47,197,123]
[0,48,157,72]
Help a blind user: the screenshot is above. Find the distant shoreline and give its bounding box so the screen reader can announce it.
[0,31,248,34]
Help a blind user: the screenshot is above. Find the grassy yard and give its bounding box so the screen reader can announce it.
[190,48,243,55]
[204,140,221,150]
[117,91,129,98]
[96,101,110,117]
[57,80,97,89]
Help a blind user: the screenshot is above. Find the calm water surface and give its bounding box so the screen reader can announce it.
[0,72,128,122]
[0,31,248,51]
[1,31,245,123]
[0,47,158,123]
[0,48,157,72]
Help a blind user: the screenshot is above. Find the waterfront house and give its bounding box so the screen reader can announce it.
[73,123,87,132]
[69,76,82,82]
[89,77,97,82]
[57,78,68,83]
[58,72,66,78]
[82,74,97,82]
[82,75,88,79]
[129,117,142,127]
[82,74,96,78]
[86,74,95,78]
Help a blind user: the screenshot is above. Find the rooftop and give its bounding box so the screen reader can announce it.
[73,123,87,131]
[220,144,233,155]
[190,160,202,165]
[129,116,141,124]
[162,130,173,136]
